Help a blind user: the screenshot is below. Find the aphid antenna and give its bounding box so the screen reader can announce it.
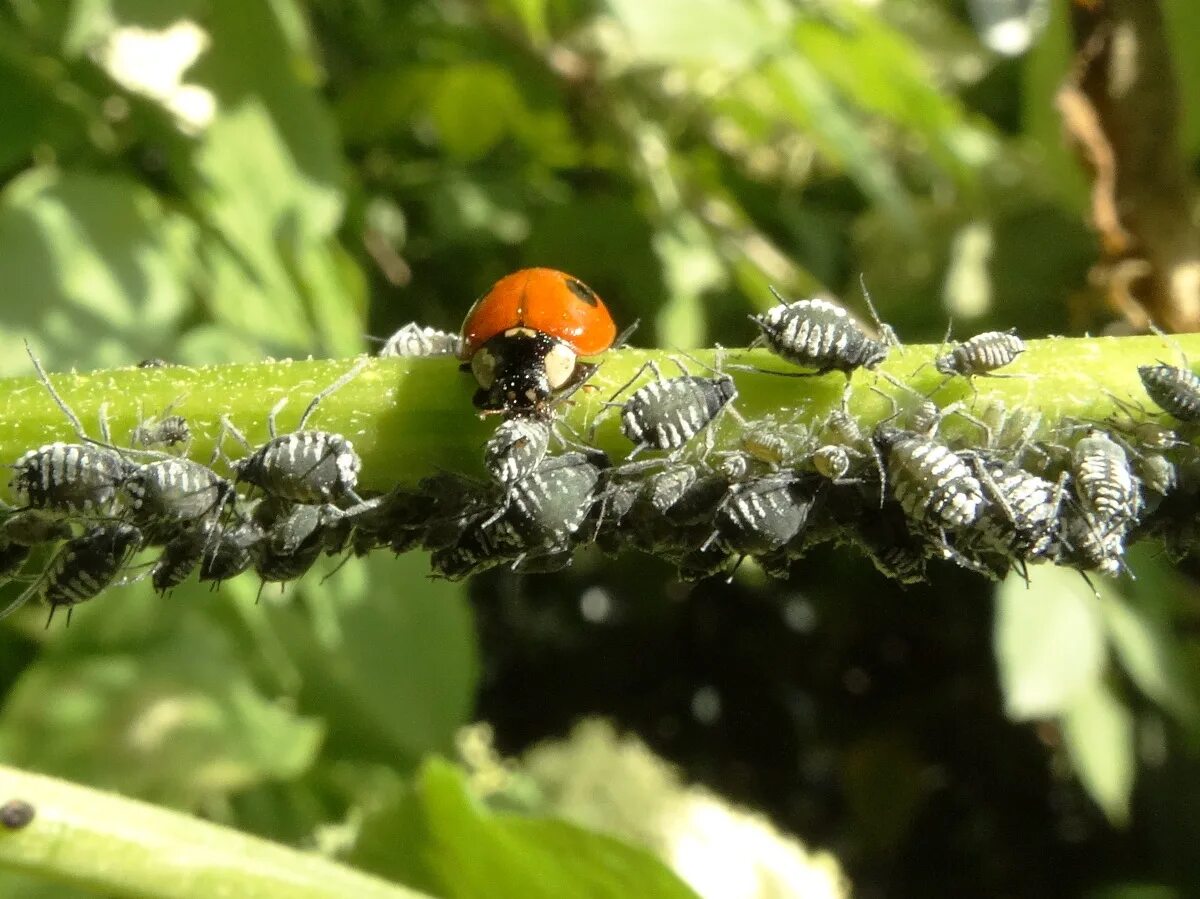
[1147,320,1192,370]
[294,356,371,432]
[587,359,667,443]
[858,274,900,349]
[25,341,88,442]
[612,318,641,349]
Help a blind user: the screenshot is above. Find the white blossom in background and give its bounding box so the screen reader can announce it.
[94,21,217,134]
[462,719,851,899]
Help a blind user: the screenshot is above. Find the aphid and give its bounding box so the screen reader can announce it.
[379,323,462,358]
[131,413,191,450]
[973,462,1066,561]
[1139,363,1200,422]
[875,427,985,529]
[708,475,814,556]
[748,289,891,377]
[430,528,502,581]
[198,519,264,585]
[253,503,342,586]
[812,445,852,482]
[1070,430,1141,533]
[152,522,215,595]
[610,361,738,458]
[490,452,601,550]
[9,443,131,516]
[817,405,886,497]
[1,509,73,546]
[855,505,928,585]
[674,543,733,582]
[484,417,551,486]
[136,358,170,368]
[1137,323,1200,422]
[0,799,35,830]
[738,419,797,469]
[459,268,620,415]
[1058,513,1127,577]
[935,328,1026,378]
[225,360,367,506]
[0,523,143,625]
[121,458,234,540]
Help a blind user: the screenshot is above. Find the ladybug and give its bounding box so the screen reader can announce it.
[459,268,618,414]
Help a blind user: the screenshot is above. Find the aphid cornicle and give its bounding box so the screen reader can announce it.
[0,523,144,625]
[484,417,551,486]
[379,323,462,358]
[749,290,890,376]
[226,360,367,506]
[935,328,1026,378]
[1139,363,1200,422]
[612,361,738,458]
[875,426,985,529]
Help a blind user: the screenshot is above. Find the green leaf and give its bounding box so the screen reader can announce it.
[0,169,196,372]
[994,565,1108,720]
[1099,590,1200,728]
[605,0,776,69]
[1061,679,1135,825]
[0,601,322,810]
[418,758,701,899]
[430,63,526,161]
[267,553,479,767]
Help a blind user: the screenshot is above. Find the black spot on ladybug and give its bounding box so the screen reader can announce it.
[565,277,599,306]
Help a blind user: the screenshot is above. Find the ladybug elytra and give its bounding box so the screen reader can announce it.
[459,268,618,414]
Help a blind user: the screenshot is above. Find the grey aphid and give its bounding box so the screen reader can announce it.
[710,475,813,555]
[225,360,368,506]
[935,329,1026,378]
[1139,363,1200,422]
[974,462,1065,560]
[122,458,233,535]
[876,427,985,529]
[131,414,191,449]
[484,417,551,486]
[749,290,889,376]
[1070,431,1141,533]
[198,519,264,585]
[498,452,601,548]
[378,323,462,358]
[9,443,131,515]
[618,371,738,457]
[1,523,143,626]
[152,522,216,595]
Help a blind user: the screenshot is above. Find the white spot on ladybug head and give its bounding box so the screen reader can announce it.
[471,348,497,388]
[543,342,578,390]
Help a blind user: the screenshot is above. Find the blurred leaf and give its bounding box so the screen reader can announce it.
[499,0,550,46]
[0,607,322,809]
[0,169,196,372]
[430,63,525,161]
[1099,590,1200,729]
[1088,885,1180,899]
[995,565,1108,720]
[269,553,478,767]
[653,215,724,348]
[0,35,91,171]
[418,758,701,899]
[1061,678,1135,825]
[605,0,776,69]
[1162,0,1200,160]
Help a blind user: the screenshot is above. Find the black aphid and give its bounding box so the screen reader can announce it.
[378,323,462,358]
[253,503,344,585]
[749,289,891,376]
[973,462,1066,562]
[226,359,367,506]
[198,518,264,585]
[708,475,813,556]
[491,452,601,551]
[152,522,216,595]
[122,458,234,541]
[484,416,551,486]
[1139,363,1200,422]
[935,328,1026,378]
[1070,430,1141,533]
[609,360,738,458]
[875,426,985,529]
[0,522,143,625]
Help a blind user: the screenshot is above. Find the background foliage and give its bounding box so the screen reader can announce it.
[1,0,1199,896]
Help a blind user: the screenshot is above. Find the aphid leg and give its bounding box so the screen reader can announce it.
[265,397,289,441]
[25,342,89,441]
[939,402,994,446]
[214,415,254,460]
[295,357,370,431]
[587,360,665,443]
[97,402,112,444]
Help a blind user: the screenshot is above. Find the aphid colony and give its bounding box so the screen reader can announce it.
[4,270,1197,624]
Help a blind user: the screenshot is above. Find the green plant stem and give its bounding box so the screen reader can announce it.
[0,334,1194,493]
[0,764,431,899]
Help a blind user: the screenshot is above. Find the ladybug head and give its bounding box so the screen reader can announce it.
[467,328,580,414]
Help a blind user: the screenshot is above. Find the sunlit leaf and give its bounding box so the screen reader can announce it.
[1061,679,1135,825]
[995,565,1108,720]
[605,0,776,69]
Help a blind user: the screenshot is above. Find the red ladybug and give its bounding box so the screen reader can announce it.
[459,268,618,414]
